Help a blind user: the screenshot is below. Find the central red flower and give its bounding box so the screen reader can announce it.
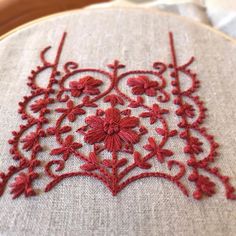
[84,108,140,151]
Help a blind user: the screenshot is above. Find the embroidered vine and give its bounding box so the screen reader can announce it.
[0,32,235,200]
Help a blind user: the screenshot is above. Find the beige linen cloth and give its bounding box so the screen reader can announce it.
[0,8,236,236]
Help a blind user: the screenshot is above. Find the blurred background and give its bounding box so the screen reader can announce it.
[0,0,236,38]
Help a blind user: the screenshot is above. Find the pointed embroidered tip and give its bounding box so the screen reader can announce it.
[111,189,119,196]
[108,60,125,70]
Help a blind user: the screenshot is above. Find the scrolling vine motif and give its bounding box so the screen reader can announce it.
[0,32,235,200]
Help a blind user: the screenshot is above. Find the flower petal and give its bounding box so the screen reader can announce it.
[55,108,67,113]
[119,129,140,144]
[104,135,122,151]
[71,89,82,97]
[69,81,79,88]
[67,100,74,109]
[146,88,157,96]
[74,108,86,115]
[120,116,139,128]
[84,87,100,95]
[63,136,73,146]
[85,116,104,128]
[50,148,65,155]
[132,86,145,95]
[85,129,106,144]
[161,149,174,157]
[105,108,120,123]
[68,113,76,122]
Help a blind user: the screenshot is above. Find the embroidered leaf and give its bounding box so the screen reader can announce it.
[104,94,124,107]
[80,163,97,171]
[134,152,152,169]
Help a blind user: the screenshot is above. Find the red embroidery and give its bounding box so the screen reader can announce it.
[169,32,235,199]
[84,107,140,152]
[69,76,103,97]
[127,75,160,96]
[0,32,235,200]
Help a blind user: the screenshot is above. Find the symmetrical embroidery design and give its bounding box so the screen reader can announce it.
[0,32,235,200]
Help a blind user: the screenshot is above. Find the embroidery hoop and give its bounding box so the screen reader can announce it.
[1,7,236,44]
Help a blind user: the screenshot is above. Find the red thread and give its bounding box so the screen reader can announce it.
[169,32,236,200]
[0,32,235,200]
[84,107,140,152]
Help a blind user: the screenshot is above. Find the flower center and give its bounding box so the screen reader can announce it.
[77,84,84,90]
[103,121,120,135]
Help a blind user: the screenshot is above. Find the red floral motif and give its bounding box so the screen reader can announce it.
[127,75,159,96]
[69,76,103,97]
[104,94,124,107]
[85,108,140,152]
[140,104,169,124]
[50,135,82,160]
[188,173,216,199]
[0,32,235,200]
[144,137,174,163]
[21,132,38,151]
[10,172,39,199]
[176,103,195,118]
[55,100,85,122]
[184,137,203,155]
[21,130,45,152]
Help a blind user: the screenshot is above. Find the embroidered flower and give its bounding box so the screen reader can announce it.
[176,103,195,118]
[55,100,85,122]
[10,172,39,199]
[21,132,38,151]
[140,104,169,124]
[144,137,173,163]
[69,76,103,97]
[50,135,82,160]
[127,75,159,96]
[85,108,140,151]
[184,137,203,154]
[21,130,45,152]
[188,173,216,199]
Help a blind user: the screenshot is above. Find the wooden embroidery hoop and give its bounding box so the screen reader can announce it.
[1,7,236,44]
